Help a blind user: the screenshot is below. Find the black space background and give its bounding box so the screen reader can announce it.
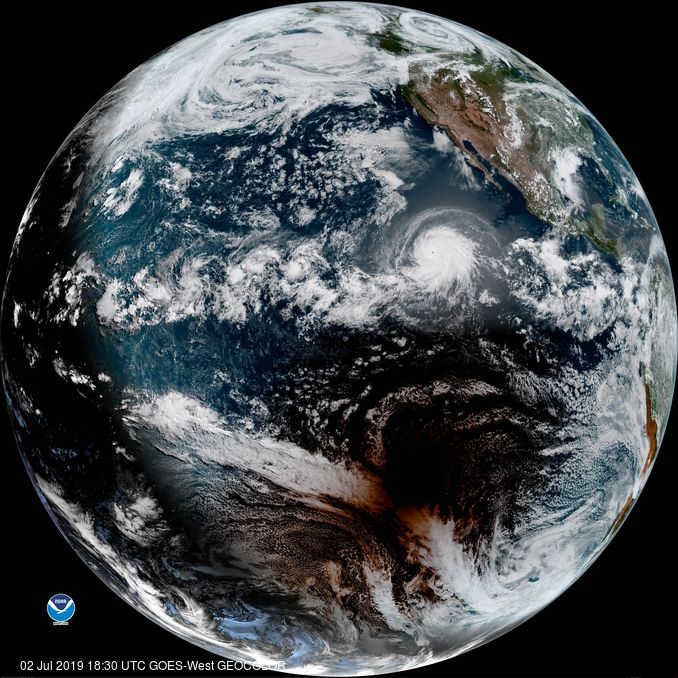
[2,3,676,677]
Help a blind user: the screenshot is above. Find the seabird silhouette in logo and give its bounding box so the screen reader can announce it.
[47,594,75,625]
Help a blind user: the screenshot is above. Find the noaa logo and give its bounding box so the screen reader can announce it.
[47,594,75,624]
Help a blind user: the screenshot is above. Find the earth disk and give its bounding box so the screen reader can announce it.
[2,3,676,675]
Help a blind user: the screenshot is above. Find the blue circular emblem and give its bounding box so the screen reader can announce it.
[47,594,75,623]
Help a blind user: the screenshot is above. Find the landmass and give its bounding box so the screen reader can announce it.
[610,494,634,534]
[399,59,621,256]
[642,381,658,474]
[609,381,658,534]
